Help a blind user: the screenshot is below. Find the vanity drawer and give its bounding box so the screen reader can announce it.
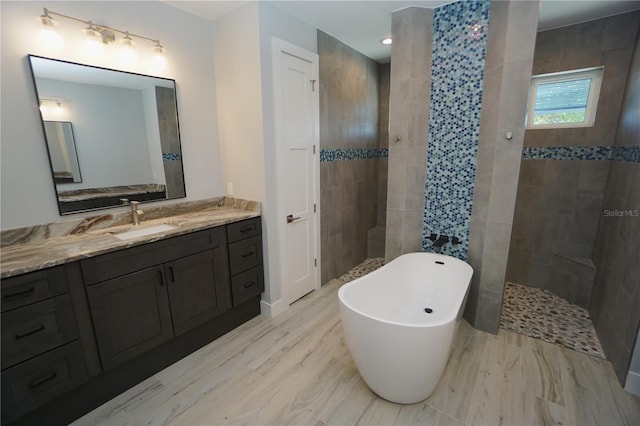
[1,266,68,313]
[1,295,79,370]
[1,341,88,424]
[231,266,264,306]
[81,226,226,285]
[228,236,263,276]
[227,217,261,243]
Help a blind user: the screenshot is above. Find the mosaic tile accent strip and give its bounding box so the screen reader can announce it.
[319,148,388,162]
[500,282,605,359]
[162,152,182,161]
[338,258,384,283]
[612,145,640,163]
[421,0,490,260]
[522,146,612,161]
[522,145,640,163]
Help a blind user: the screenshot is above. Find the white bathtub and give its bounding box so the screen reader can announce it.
[338,252,473,404]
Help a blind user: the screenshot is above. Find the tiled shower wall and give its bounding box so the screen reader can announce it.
[156,86,185,198]
[385,1,538,333]
[590,27,640,385]
[377,63,390,227]
[422,0,491,260]
[385,7,433,261]
[318,31,381,284]
[465,0,539,332]
[506,13,640,309]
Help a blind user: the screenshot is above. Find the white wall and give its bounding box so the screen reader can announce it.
[1,1,223,229]
[212,2,317,314]
[212,2,265,203]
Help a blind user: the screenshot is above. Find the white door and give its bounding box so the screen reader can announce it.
[274,41,320,305]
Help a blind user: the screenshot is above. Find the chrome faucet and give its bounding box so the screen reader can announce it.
[120,198,144,226]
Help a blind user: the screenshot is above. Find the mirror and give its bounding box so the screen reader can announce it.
[43,121,82,184]
[28,55,186,215]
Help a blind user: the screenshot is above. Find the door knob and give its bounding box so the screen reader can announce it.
[286,214,301,224]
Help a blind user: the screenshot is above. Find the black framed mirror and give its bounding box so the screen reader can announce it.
[28,55,186,215]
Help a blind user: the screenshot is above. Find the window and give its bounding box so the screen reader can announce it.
[526,67,603,129]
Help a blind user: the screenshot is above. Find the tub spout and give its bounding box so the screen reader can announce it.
[432,235,449,248]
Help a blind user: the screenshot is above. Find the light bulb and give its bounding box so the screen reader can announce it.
[121,32,138,64]
[85,22,101,42]
[40,27,63,49]
[381,38,392,45]
[84,22,103,55]
[153,41,166,69]
[39,9,62,49]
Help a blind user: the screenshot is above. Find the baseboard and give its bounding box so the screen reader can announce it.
[260,298,288,318]
[625,371,640,397]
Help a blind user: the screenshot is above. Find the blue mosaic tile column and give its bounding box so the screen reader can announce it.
[421,0,490,260]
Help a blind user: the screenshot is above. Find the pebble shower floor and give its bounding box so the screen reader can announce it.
[337,259,605,359]
[500,282,605,359]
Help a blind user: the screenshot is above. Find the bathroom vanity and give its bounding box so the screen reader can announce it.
[0,201,264,425]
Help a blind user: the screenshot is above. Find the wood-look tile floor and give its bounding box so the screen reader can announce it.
[73,279,640,426]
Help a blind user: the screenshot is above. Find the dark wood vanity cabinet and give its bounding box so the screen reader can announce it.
[84,227,232,370]
[165,247,231,335]
[1,218,263,426]
[1,266,90,425]
[86,265,174,371]
[227,218,265,305]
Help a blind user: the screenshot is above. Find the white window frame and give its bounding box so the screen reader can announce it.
[526,66,604,130]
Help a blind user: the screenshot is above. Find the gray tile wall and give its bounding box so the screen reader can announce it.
[506,12,640,309]
[465,0,539,333]
[377,63,390,227]
[155,86,185,198]
[385,7,433,261]
[318,31,381,284]
[590,27,640,385]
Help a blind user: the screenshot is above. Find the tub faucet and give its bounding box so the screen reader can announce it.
[120,198,144,226]
[432,235,449,248]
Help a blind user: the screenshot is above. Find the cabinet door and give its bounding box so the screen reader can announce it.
[86,266,173,370]
[166,247,232,336]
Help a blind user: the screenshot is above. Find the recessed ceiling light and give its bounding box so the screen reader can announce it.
[381,38,392,45]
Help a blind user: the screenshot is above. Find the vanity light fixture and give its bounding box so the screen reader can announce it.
[39,8,63,49]
[39,8,55,27]
[39,98,64,115]
[121,31,138,63]
[152,41,166,68]
[38,8,166,64]
[381,37,392,45]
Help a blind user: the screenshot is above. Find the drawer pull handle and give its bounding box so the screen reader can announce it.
[157,270,164,286]
[28,371,57,389]
[15,324,46,340]
[239,226,254,233]
[241,251,255,258]
[168,266,175,282]
[243,281,256,289]
[3,287,35,299]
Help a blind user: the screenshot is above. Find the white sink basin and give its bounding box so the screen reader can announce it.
[112,224,177,241]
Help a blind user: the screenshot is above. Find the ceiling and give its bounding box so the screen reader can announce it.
[164,0,640,63]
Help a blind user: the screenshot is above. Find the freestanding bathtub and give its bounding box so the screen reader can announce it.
[338,252,473,404]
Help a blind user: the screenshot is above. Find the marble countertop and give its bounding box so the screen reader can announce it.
[1,205,259,279]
